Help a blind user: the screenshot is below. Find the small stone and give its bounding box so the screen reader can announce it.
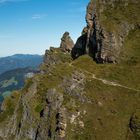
[79,121,84,128]
[98,101,103,107]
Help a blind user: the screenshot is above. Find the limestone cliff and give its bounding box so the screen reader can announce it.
[72,0,140,63]
[0,0,140,140]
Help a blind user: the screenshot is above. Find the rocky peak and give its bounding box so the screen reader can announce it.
[60,32,74,53]
[43,32,73,69]
[72,0,138,63]
[86,1,94,30]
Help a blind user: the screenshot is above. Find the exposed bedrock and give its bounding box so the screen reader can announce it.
[72,0,137,63]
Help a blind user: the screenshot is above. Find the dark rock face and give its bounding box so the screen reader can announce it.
[71,34,87,59]
[60,32,74,53]
[72,0,136,63]
[35,89,66,140]
[129,110,140,139]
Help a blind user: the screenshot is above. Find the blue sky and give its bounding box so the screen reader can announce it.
[0,0,89,57]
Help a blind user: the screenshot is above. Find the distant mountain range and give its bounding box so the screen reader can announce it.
[0,54,43,106]
[0,67,37,103]
[0,54,43,74]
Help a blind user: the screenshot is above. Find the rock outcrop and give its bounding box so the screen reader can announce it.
[43,32,73,70]
[129,110,140,139]
[60,32,74,53]
[72,0,138,63]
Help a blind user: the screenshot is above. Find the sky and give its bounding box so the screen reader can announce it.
[0,0,89,57]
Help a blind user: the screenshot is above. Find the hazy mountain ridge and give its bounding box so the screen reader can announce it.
[0,54,43,108]
[0,54,43,74]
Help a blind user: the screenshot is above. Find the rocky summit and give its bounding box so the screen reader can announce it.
[0,0,140,140]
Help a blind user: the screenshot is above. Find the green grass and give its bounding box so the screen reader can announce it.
[121,28,140,65]
[35,103,44,113]
[0,91,20,122]
[96,0,140,32]
[22,78,33,93]
[0,28,139,139]
[72,55,140,90]
[20,62,75,119]
[1,77,17,88]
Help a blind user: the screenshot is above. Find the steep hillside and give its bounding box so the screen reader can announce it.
[0,54,43,74]
[0,1,139,140]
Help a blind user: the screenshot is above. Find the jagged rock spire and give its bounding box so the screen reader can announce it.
[60,32,74,53]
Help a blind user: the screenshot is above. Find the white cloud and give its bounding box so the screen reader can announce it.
[32,14,47,20]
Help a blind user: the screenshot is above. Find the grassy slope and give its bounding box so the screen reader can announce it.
[70,56,140,139]
[0,1,140,139]
[96,0,140,32]
[29,51,140,139]
[0,51,139,139]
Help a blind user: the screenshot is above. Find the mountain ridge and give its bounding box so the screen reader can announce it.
[0,54,43,74]
[0,0,139,140]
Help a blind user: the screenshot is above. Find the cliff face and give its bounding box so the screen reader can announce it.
[0,0,140,140]
[72,0,140,63]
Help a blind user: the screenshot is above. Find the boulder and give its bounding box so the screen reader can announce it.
[130,110,140,139]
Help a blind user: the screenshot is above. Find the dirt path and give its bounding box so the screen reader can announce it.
[69,63,140,92]
[85,70,140,92]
